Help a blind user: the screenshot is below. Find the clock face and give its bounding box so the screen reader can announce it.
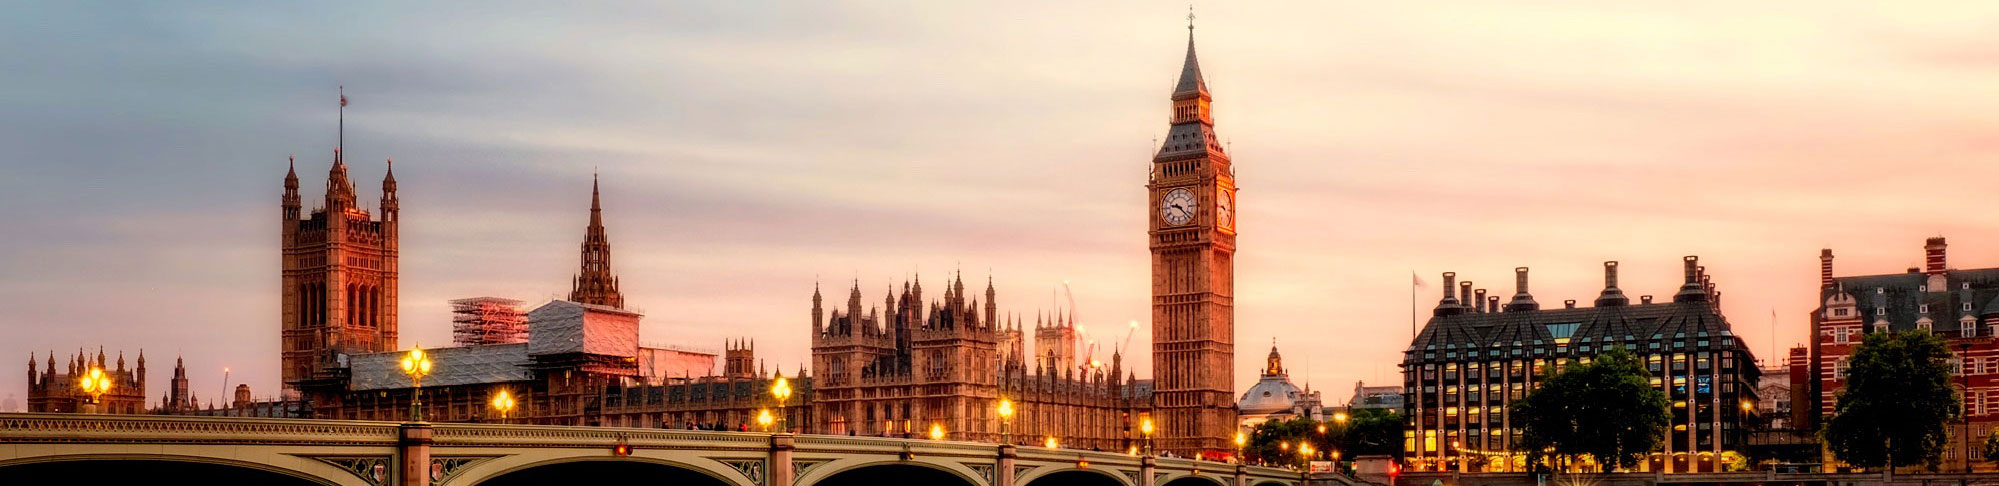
[1160,188,1196,226]
[1216,188,1234,231]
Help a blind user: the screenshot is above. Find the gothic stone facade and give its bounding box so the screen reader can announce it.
[809,276,1149,451]
[1147,24,1240,457]
[1403,259,1760,473]
[282,149,399,392]
[27,348,147,414]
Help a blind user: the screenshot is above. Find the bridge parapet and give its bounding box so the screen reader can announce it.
[0,414,1304,486]
[0,412,402,446]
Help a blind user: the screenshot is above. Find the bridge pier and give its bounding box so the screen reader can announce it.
[1141,456,1156,486]
[771,433,796,486]
[998,445,1017,486]
[1235,464,1247,486]
[399,423,433,486]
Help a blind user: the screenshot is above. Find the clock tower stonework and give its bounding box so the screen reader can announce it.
[1147,24,1237,456]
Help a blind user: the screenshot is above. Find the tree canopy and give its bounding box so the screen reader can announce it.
[1241,409,1402,468]
[1509,347,1669,471]
[1824,330,1958,470]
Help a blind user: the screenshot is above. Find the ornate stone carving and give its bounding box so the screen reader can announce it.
[314,456,390,486]
[718,458,766,486]
[429,456,494,485]
[968,464,995,484]
[791,459,831,483]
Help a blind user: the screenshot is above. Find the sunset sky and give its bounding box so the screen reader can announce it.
[5,1,1999,407]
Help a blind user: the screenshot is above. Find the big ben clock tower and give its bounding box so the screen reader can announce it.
[1148,19,1237,456]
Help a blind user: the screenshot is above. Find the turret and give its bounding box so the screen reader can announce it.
[380,159,398,228]
[985,275,998,331]
[812,281,824,336]
[326,148,356,211]
[282,155,301,223]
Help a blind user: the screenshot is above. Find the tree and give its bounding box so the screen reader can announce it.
[1510,348,1669,472]
[1824,330,1958,470]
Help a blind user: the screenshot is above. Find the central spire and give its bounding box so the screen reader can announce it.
[569,173,624,309]
[1173,13,1208,101]
[1158,16,1222,160]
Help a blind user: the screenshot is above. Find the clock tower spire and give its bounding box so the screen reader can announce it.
[1147,18,1237,457]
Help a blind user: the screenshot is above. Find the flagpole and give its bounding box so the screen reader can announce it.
[1411,271,1418,339]
[338,86,344,158]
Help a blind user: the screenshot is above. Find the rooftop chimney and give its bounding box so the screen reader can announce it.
[1564,299,1577,309]
[1674,256,1708,303]
[1642,295,1653,304]
[1506,267,1540,311]
[1595,261,1629,307]
[1820,249,1835,289]
[1473,289,1487,313]
[1488,296,1499,313]
[1434,272,1463,317]
[1460,281,1474,311]
[1926,237,1947,275]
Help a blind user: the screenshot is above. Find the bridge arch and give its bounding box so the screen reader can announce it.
[1159,473,1230,486]
[1019,467,1130,486]
[444,453,749,486]
[798,458,985,486]
[0,454,352,486]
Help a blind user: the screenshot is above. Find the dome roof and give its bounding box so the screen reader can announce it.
[1237,374,1303,415]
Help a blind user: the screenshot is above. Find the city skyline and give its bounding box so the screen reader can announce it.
[8,1,1999,406]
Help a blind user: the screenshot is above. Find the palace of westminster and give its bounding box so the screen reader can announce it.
[22,24,1260,459]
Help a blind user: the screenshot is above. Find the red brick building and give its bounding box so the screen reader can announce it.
[1808,237,1999,471]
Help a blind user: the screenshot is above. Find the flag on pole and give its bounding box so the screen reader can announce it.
[341,94,347,107]
[1413,271,1427,288]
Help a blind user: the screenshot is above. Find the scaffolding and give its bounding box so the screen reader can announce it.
[450,297,528,346]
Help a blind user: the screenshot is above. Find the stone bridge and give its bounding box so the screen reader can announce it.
[0,414,1305,486]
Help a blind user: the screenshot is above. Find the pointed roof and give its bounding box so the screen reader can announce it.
[1172,29,1209,100]
[569,173,623,309]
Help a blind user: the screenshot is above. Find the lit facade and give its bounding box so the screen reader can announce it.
[1402,258,1761,473]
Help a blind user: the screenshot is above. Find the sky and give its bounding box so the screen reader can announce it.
[4,1,1999,409]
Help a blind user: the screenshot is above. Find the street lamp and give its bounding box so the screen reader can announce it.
[1046,436,1059,449]
[76,367,111,413]
[929,423,946,441]
[490,389,516,423]
[1140,417,1155,455]
[1333,411,1348,423]
[770,374,792,432]
[1451,440,1461,472]
[997,398,1014,444]
[757,408,775,432]
[1300,443,1314,470]
[399,345,433,422]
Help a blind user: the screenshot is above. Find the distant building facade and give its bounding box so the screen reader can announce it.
[27,348,147,414]
[1403,258,1761,473]
[1350,381,1403,411]
[1807,237,1999,471]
